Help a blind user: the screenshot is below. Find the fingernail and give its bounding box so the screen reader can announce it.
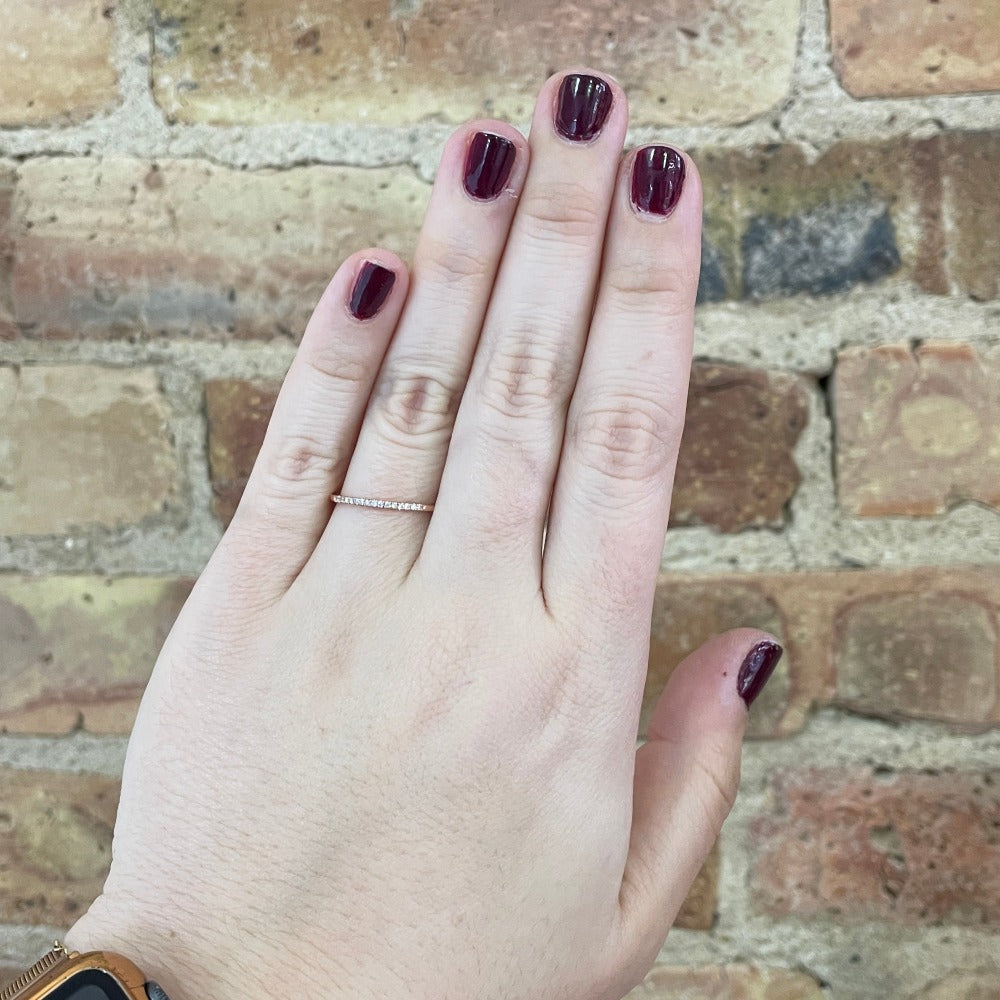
[737,640,783,708]
[349,261,395,320]
[631,145,686,217]
[555,73,613,142]
[464,131,517,201]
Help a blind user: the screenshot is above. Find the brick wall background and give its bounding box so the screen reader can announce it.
[2,0,999,996]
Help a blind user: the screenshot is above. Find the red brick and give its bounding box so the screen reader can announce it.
[831,0,1000,98]
[644,567,1000,737]
[205,379,280,526]
[943,133,1000,302]
[0,0,118,126]
[0,366,179,534]
[751,768,1000,925]
[151,0,799,127]
[0,769,118,926]
[671,365,809,533]
[625,964,825,998]
[0,576,192,735]
[0,163,15,337]
[835,342,1000,517]
[10,157,426,340]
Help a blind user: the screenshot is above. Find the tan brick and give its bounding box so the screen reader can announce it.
[914,971,1000,999]
[751,768,1000,924]
[672,365,808,532]
[0,0,117,126]
[944,132,1000,301]
[831,0,1000,98]
[151,0,798,128]
[10,157,426,340]
[835,342,1000,516]
[0,576,192,735]
[644,567,1000,737]
[0,366,178,534]
[0,768,117,926]
[625,963,825,999]
[205,379,280,526]
[675,841,719,931]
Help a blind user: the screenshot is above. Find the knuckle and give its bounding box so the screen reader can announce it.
[520,182,602,244]
[303,348,371,390]
[479,335,572,422]
[261,431,342,499]
[571,394,680,485]
[373,366,460,447]
[420,238,492,290]
[605,262,698,316]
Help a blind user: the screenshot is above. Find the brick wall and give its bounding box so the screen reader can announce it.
[2,0,999,997]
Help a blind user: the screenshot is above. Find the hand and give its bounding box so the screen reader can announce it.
[64,67,780,1000]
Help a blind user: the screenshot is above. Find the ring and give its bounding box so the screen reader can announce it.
[330,493,435,512]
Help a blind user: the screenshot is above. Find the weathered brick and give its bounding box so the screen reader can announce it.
[10,157,426,340]
[675,841,719,931]
[0,366,178,535]
[625,963,825,999]
[644,566,1000,737]
[672,365,808,533]
[205,379,280,525]
[0,0,118,126]
[694,139,937,300]
[835,342,1000,517]
[0,769,117,926]
[151,0,798,128]
[943,132,1000,302]
[0,576,192,735]
[914,971,1000,999]
[830,0,1000,98]
[751,768,1000,925]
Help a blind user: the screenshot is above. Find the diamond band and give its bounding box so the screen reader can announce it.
[330,494,435,512]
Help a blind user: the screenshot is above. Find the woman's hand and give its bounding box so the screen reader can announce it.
[64,68,779,1000]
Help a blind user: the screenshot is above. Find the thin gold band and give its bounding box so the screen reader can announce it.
[330,493,435,512]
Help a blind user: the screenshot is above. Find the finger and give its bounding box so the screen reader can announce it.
[543,146,701,637]
[221,250,408,597]
[614,630,783,974]
[309,121,529,585]
[420,69,627,585]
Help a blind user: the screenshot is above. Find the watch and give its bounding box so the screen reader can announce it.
[0,942,169,1000]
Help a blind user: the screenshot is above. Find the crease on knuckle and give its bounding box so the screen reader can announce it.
[373,368,460,447]
[605,263,698,316]
[420,238,491,290]
[572,395,680,486]
[521,184,602,244]
[478,336,571,422]
[303,348,370,389]
[263,431,342,497]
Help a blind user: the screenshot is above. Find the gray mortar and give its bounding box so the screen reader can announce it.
[2,0,1000,992]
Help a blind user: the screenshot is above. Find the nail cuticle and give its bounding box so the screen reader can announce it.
[736,640,784,708]
[349,261,395,321]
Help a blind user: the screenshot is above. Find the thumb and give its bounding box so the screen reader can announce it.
[615,628,783,976]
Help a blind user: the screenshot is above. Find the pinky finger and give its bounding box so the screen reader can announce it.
[218,249,409,599]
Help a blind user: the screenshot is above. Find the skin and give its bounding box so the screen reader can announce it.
[64,68,777,1000]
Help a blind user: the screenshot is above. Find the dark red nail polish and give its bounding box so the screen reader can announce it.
[555,73,613,142]
[464,131,517,201]
[631,145,686,217]
[349,261,395,320]
[737,640,783,708]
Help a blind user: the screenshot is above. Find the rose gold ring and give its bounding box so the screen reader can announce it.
[330,493,435,512]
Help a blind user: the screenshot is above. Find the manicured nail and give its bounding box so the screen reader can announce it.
[464,131,517,201]
[555,73,613,142]
[631,145,686,217]
[349,261,395,320]
[737,640,783,708]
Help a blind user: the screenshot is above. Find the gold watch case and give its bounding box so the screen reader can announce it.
[0,942,160,1000]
